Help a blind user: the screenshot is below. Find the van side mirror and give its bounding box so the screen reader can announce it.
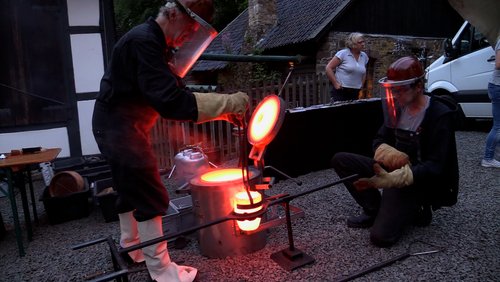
[443,38,457,63]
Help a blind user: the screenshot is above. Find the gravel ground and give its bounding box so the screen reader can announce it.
[0,127,499,282]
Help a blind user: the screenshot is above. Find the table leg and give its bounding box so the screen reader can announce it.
[5,169,25,256]
[26,170,39,224]
[15,172,33,241]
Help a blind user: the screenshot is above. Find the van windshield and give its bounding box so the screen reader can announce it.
[456,24,490,55]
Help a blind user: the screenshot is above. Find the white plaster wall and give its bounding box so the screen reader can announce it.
[0,128,71,158]
[64,0,104,157]
[70,33,104,93]
[67,0,100,26]
[78,100,100,155]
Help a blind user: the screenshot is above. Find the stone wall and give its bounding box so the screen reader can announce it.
[216,1,278,91]
[246,0,277,47]
[317,31,445,98]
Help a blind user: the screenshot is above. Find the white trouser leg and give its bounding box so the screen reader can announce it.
[118,211,145,262]
[138,216,197,282]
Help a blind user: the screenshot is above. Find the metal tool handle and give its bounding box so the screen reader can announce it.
[335,252,410,282]
[175,182,190,194]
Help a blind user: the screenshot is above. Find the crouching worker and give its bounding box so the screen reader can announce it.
[92,0,248,281]
[331,56,459,248]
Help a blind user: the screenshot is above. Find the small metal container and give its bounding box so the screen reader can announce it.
[173,148,210,186]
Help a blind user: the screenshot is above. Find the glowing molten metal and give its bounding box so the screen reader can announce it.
[200,168,248,183]
[248,95,282,146]
[234,191,263,231]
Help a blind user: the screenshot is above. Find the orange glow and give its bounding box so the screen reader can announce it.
[200,168,247,183]
[386,88,397,127]
[234,191,262,231]
[176,30,217,77]
[248,95,281,145]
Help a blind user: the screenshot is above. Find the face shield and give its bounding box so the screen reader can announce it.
[378,76,422,128]
[168,0,218,77]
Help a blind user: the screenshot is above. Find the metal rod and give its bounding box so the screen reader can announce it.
[27,170,38,224]
[284,202,295,251]
[167,164,176,179]
[119,216,232,254]
[79,174,359,255]
[16,172,33,241]
[106,236,129,282]
[264,165,302,185]
[411,250,441,256]
[72,237,109,250]
[5,169,25,256]
[335,253,411,282]
[74,173,359,281]
[277,63,294,97]
[0,82,65,105]
[88,269,129,282]
[199,53,305,63]
[268,174,359,206]
[335,241,443,282]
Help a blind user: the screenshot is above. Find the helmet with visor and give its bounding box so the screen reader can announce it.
[378,56,425,128]
[165,0,218,77]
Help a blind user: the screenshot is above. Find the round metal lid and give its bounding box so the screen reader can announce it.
[247,94,286,147]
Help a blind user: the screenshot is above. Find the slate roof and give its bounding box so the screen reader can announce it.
[192,0,352,72]
[258,0,351,49]
[192,10,248,71]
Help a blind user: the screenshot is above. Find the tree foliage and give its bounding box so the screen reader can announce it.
[113,0,164,37]
[213,0,247,31]
[113,0,247,37]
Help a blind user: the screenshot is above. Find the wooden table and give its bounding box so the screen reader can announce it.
[0,148,61,256]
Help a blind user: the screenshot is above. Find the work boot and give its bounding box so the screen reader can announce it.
[138,216,197,282]
[118,211,145,263]
[347,212,376,228]
[413,205,432,227]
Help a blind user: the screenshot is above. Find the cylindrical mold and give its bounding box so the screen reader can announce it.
[189,167,267,258]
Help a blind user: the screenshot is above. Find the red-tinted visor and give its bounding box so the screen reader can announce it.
[168,0,218,77]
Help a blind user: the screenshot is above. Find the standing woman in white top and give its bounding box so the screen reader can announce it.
[326,32,369,102]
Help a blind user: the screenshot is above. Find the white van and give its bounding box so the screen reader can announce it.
[425,21,495,119]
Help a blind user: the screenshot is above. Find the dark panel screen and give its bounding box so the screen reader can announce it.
[0,0,71,128]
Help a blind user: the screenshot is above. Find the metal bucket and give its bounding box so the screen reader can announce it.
[189,167,267,258]
[173,148,210,187]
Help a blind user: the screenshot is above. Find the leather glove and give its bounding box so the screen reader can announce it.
[374,143,410,171]
[354,163,413,190]
[193,91,249,126]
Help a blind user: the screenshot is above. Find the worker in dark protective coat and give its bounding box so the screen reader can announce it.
[331,56,459,248]
[92,0,248,281]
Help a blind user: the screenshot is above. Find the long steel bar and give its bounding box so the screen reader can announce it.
[277,64,294,97]
[98,174,358,254]
[270,174,359,204]
[199,53,305,63]
[73,174,359,281]
[107,216,233,254]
